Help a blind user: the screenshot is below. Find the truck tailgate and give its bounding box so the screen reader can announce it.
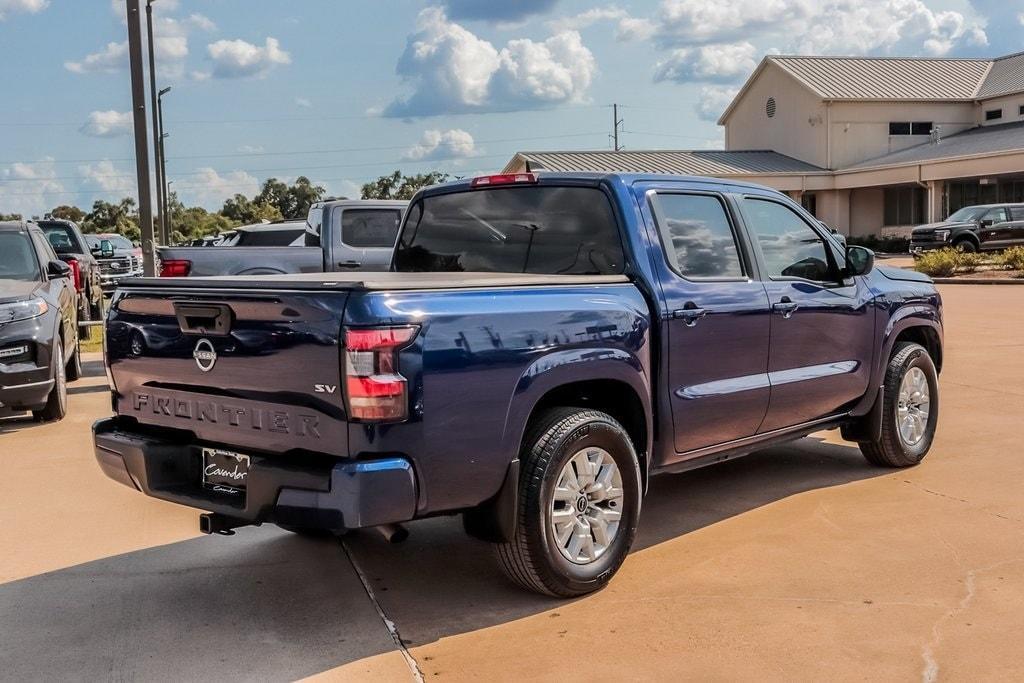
[105,285,351,457]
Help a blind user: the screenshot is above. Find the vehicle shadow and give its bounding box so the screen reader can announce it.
[0,436,885,679]
[0,360,107,432]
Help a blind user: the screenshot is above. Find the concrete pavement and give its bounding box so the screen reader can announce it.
[1,284,1023,681]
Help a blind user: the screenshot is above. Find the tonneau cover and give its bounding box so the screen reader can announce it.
[118,272,631,291]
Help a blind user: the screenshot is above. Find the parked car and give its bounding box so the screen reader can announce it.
[93,172,943,596]
[36,219,104,337]
[0,221,81,422]
[156,200,407,277]
[86,233,143,293]
[909,203,1024,253]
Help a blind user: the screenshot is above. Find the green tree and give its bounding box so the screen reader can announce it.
[361,170,449,200]
[0,212,22,222]
[254,176,325,219]
[82,198,141,241]
[47,205,86,223]
[220,193,283,224]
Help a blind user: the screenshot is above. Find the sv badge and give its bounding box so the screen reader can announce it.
[314,384,338,394]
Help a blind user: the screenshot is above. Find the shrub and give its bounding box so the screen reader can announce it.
[955,251,984,274]
[1000,246,1024,272]
[846,234,911,254]
[914,249,958,277]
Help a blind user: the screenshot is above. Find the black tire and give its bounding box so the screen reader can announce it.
[953,239,977,253]
[66,340,82,382]
[33,343,68,422]
[89,294,103,321]
[495,408,642,597]
[78,298,92,341]
[860,342,938,467]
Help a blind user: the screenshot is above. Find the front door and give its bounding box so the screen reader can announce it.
[647,190,772,456]
[736,196,875,432]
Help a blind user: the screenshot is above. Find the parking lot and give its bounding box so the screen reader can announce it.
[1,284,1022,681]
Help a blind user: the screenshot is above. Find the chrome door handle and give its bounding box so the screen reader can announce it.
[773,297,799,319]
[673,305,707,327]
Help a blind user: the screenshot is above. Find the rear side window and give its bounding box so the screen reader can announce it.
[341,209,402,248]
[233,228,305,246]
[395,187,624,274]
[741,198,832,281]
[41,224,81,255]
[654,193,744,278]
[1011,207,1024,221]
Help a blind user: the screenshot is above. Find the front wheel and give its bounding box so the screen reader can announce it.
[860,342,938,467]
[953,239,977,253]
[33,343,68,422]
[495,408,642,597]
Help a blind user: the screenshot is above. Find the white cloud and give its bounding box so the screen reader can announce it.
[65,41,127,73]
[695,85,738,122]
[206,37,290,79]
[183,168,259,208]
[78,160,136,195]
[647,0,986,56]
[0,0,47,20]
[0,158,65,218]
[654,42,758,83]
[384,8,596,117]
[237,144,265,154]
[403,129,478,161]
[79,110,132,138]
[548,6,655,40]
[295,97,312,108]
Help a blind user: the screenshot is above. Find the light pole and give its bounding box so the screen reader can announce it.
[145,0,164,245]
[158,86,171,239]
[125,0,156,276]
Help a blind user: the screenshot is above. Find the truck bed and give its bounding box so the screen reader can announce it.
[119,272,631,291]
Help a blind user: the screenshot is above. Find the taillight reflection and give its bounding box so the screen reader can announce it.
[344,326,418,421]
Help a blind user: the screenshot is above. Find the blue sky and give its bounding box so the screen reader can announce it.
[0,0,1015,217]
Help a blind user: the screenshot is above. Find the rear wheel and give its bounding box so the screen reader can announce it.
[89,293,103,321]
[953,238,977,253]
[34,343,68,422]
[860,342,938,467]
[495,408,642,597]
[78,298,92,341]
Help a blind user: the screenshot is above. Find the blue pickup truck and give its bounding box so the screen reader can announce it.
[93,172,943,596]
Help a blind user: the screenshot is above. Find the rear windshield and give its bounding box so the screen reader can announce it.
[233,228,305,246]
[341,209,402,248]
[0,231,41,281]
[394,186,624,274]
[41,223,82,255]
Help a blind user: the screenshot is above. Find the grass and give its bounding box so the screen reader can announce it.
[80,332,104,354]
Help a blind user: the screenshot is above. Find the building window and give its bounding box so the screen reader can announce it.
[1019,105,1024,117]
[889,122,932,135]
[986,108,1002,121]
[883,187,926,226]
[766,97,776,118]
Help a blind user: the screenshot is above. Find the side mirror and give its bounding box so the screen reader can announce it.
[47,260,71,279]
[100,239,115,258]
[980,218,994,227]
[845,245,874,277]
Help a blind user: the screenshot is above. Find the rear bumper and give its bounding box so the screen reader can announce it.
[92,417,418,530]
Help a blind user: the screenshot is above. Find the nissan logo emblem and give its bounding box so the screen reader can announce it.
[193,338,217,372]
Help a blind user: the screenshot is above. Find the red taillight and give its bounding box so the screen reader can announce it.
[159,259,191,277]
[344,325,418,422]
[470,172,537,187]
[65,258,83,291]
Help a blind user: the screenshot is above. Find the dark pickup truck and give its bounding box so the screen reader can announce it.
[94,172,943,596]
[909,203,1024,253]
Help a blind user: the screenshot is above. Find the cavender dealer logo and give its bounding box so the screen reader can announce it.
[193,338,217,372]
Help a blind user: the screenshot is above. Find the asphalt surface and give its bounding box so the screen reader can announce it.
[2,284,1022,681]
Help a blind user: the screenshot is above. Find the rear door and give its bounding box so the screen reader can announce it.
[1007,206,1024,247]
[331,207,403,271]
[737,195,874,431]
[644,187,772,456]
[106,286,351,456]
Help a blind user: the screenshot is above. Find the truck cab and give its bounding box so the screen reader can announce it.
[304,199,406,271]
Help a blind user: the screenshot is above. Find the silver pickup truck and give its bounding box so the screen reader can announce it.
[156,199,407,277]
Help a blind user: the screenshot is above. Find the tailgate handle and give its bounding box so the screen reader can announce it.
[174,303,234,336]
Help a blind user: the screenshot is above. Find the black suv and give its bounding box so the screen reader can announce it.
[37,219,105,337]
[0,221,81,422]
[910,203,1024,253]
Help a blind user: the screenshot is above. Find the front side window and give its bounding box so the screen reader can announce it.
[395,186,624,274]
[654,193,744,278]
[0,231,42,281]
[741,198,831,281]
[340,209,402,248]
[983,207,1008,223]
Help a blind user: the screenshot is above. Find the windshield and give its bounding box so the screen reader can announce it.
[0,231,41,281]
[394,186,624,274]
[946,206,988,222]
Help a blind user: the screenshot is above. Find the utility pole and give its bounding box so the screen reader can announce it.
[145,0,165,246]
[158,87,171,239]
[611,104,624,151]
[125,0,156,276]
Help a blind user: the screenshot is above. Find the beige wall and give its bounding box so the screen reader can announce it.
[828,101,975,169]
[848,188,885,238]
[978,94,1024,126]
[724,63,828,168]
[815,189,851,234]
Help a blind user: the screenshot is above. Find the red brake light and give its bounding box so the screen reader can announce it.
[344,326,418,422]
[65,258,83,291]
[470,172,537,187]
[159,259,191,277]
